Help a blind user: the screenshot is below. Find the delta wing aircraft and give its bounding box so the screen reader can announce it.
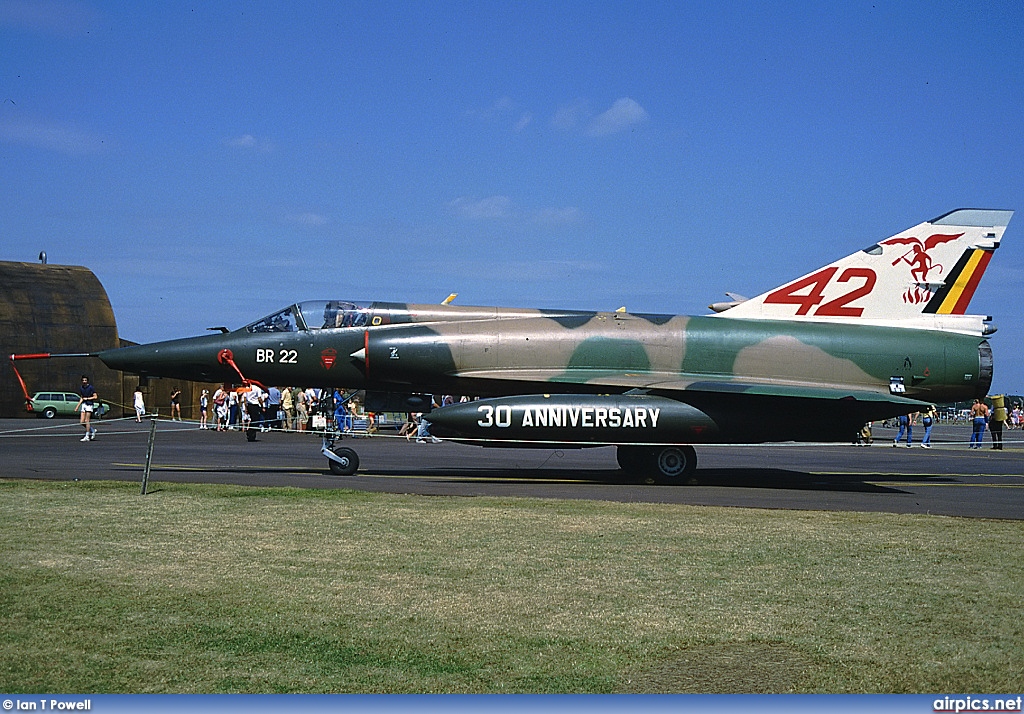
[89,208,1011,482]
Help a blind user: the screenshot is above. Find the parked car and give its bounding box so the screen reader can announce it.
[28,392,108,419]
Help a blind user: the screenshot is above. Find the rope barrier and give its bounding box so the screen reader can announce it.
[0,415,183,439]
[0,416,1016,450]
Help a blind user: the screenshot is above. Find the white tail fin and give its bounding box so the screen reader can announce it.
[716,208,1012,334]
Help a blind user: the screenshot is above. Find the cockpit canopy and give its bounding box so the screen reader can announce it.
[243,301,372,333]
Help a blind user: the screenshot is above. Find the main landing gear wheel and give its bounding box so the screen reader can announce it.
[654,445,697,483]
[327,446,359,476]
[617,445,697,485]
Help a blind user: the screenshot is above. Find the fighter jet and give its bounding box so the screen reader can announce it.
[95,209,1012,482]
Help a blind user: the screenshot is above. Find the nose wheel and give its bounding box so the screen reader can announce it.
[323,439,360,476]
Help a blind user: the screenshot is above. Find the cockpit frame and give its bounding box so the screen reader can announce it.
[243,301,375,334]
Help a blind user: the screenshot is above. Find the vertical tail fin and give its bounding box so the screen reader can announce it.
[716,208,1012,332]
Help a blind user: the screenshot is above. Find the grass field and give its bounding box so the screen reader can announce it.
[1,478,1022,693]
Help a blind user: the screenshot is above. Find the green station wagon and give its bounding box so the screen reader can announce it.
[28,392,108,419]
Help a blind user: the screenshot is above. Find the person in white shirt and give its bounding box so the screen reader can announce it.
[244,385,265,442]
[133,387,145,422]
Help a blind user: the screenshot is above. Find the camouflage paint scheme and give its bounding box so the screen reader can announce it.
[94,208,1010,480]
[98,300,988,446]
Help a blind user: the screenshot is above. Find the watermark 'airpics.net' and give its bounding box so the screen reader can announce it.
[934,697,1023,713]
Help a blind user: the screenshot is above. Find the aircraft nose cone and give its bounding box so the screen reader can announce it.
[96,344,163,375]
[96,334,230,381]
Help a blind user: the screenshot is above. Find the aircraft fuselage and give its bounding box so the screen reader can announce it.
[98,301,990,445]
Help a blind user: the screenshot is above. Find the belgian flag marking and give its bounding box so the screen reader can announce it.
[924,249,994,315]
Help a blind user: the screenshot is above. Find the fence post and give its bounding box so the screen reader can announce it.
[141,417,157,495]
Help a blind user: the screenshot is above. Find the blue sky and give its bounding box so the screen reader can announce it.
[2,1,1022,392]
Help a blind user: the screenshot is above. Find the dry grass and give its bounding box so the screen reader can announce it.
[1,478,1022,692]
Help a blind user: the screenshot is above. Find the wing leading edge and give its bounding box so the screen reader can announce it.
[448,367,933,409]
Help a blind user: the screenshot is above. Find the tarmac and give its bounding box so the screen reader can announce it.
[0,417,1021,520]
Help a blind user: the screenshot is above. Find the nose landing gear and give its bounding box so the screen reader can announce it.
[323,438,360,476]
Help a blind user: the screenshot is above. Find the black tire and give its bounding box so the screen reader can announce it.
[43,407,57,419]
[617,445,698,484]
[327,446,359,476]
[615,446,660,484]
[652,445,697,484]
[616,445,648,472]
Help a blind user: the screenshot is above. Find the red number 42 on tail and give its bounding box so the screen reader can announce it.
[764,267,877,317]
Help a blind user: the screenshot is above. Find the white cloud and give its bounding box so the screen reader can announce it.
[489,96,516,114]
[466,96,517,121]
[225,134,274,152]
[449,196,512,220]
[449,196,584,226]
[467,97,535,134]
[551,99,589,131]
[585,97,649,137]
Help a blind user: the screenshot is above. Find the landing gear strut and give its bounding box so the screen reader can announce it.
[616,445,697,484]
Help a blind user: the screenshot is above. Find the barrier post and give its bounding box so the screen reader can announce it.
[141,417,157,495]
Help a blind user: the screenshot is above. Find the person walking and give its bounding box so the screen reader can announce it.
[399,413,418,440]
[333,389,349,433]
[416,397,442,443]
[921,405,937,448]
[989,395,1007,450]
[75,375,98,442]
[199,389,209,429]
[893,412,915,448]
[169,387,182,421]
[282,387,295,432]
[213,387,228,431]
[969,399,989,449]
[228,389,239,429]
[244,385,265,442]
[266,386,282,431]
[133,386,146,422]
[295,388,308,432]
